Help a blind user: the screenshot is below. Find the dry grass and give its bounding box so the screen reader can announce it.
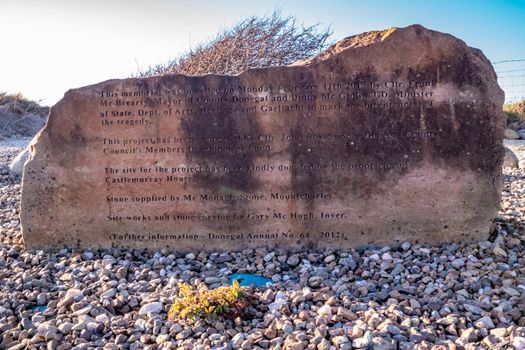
[0,92,48,140]
[0,92,47,115]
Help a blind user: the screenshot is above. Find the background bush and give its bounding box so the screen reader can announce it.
[136,11,332,77]
[505,99,525,126]
[0,92,48,140]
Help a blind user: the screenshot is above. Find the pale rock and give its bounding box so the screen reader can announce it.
[176,328,192,340]
[274,291,287,301]
[493,246,508,257]
[317,304,332,316]
[231,333,246,347]
[100,289,116,299]
[474,316,495,329]
[353,335,371,348]
[282,322,294,334]
[72,305,92,316]
[460,327,479,343]
[263,252,276,262]
[138,302,163,314]
[504,147,519,168]
[463,304,483,315]
[308,276,324,288]
[264,325,277,339]
[381,252,393,261]
[369,254,380,261]
[95,314,110,324]
[513,337,525,350]
[502,286,520,296]
[268,299,287,312]
[372,337,396,350]
[317,338,331,350]
[451,258,465,269]
[490,328,508,337]
[287,256,300,266]
[324,255,336,263]
[156,334,170,344]
[58,322,74,334]
[36,293,47,305]
[8,148,29,176]
[437,315,458,326]
[332,336,349,345]
[205,276,220,284]
[65,288,83,301]
[390,263,405,276]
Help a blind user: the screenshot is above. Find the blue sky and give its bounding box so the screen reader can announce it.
[1,0,524,105]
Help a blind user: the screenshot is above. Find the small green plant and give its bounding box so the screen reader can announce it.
[168,280,250,321]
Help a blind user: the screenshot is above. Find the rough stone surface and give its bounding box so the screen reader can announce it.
[21,24,504,250]
[505,128,520,140]
[504,147,519,169]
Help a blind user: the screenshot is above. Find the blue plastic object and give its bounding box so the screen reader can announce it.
[229,273,272,287]
[32,306,47,313]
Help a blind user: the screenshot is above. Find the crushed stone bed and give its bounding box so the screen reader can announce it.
[1,141,525,350]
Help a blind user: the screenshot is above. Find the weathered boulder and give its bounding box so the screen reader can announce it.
[21,25,505,251]
[503,148,519,169]
[505,128,519,140]
[9,148,29,176]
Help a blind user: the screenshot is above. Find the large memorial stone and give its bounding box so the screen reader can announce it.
[21,25,505,251]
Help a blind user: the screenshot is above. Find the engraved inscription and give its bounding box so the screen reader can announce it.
[21,25,505,251]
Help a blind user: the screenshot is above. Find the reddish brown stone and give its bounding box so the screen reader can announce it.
[21,25,505,251]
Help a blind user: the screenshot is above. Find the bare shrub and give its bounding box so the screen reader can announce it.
[137,11,332,77]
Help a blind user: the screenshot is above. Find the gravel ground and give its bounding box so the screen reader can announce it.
[1,140,525,350]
